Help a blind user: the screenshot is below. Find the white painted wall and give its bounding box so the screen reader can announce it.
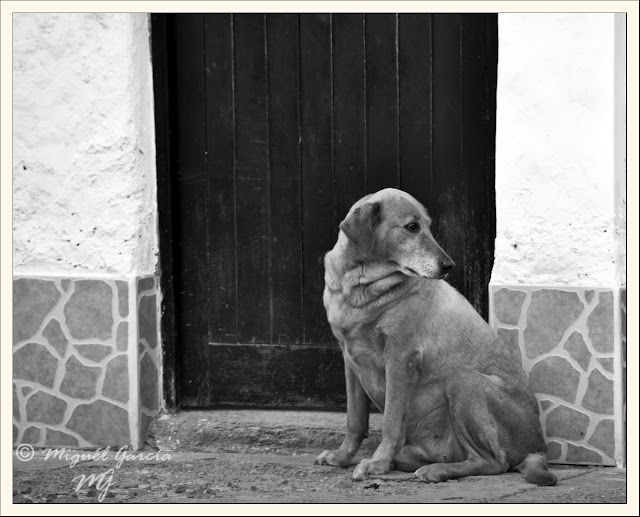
[13,13,157,277]
[493,13,626,287]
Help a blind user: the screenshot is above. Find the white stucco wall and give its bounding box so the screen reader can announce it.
[13,13,157,277]
[493,13,626,287]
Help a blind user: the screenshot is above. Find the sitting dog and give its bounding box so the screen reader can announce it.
[315,188,556,486]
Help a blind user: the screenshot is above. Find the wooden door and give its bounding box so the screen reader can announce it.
[151,13,497,409]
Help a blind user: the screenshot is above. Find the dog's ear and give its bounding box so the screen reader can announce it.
[339,202,381,256]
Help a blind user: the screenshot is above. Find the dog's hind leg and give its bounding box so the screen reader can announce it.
[420,369,556,486]
[415,457,506,483]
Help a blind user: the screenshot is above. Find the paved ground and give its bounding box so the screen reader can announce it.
[11,409,631,506]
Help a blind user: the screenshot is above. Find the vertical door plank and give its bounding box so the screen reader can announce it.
[234,14,271,344]
[300,14,334,344]
[204,14,237,343]
[460,14,497,318]
[365,14,399,193]
[267,14,304,344]
[332,14,367,227]
[459,14,484,314]
[398,14,434,210]
[432,14,466,298]
[173,15,209,402]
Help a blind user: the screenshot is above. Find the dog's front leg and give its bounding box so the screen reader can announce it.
[315,358,369,468]
[352,352,418,481]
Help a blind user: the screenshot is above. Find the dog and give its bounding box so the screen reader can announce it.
[315,188,556,486]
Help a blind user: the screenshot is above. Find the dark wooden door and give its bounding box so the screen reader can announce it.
[151,13,497,409]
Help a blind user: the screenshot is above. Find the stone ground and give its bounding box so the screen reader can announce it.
[12,410,631,507]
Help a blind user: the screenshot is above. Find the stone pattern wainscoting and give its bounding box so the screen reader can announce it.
[489,285,626,467]
[13,276,161,449]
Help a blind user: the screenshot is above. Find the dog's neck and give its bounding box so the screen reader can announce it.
[325,233,419,309]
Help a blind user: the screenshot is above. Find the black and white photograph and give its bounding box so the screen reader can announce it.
[3,1,636,510]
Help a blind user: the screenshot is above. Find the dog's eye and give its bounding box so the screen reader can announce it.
[404,222,420,233]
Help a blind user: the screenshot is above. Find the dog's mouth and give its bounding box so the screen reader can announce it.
[402,266,446,280]
[398,264,449,280]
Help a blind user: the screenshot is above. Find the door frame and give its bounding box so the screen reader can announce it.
[150,14,179,411]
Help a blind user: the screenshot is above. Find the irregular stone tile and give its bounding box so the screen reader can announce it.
[116,280,129,318]
[563,331,591,371]
[140,412,155,444]
[116,322,129,352]
[13,343,58,388]
[22,426,41,445]
[140,353,159,411]
[138,295,158,349]
[61,279,71,291]
[545,404,590,440]
[13,384,20,420]
[137,276,155,293]
[26,392,66,425]
[524,290,584,359]
[566,444,602,464]
[13,424,18,444]
[582,368,614,415]
[13,278,60,344]
[498,328,522,367]
[74,344,112,363]
[102,355,129,403]
[597,358,614,374]
[588,419,615,459]
[587,291,614,353]
[21,386,32,396]
[546,441,562,461]
[528,356,580,403]
[60,356,101,399]
[42,318,69,356]
[493,288,526,325]
[138,342,145,355]
[66,400,130,446]
[584,290,595,303]
[539,399,553,412]
[45,428,79,447]
[64,280,113,340]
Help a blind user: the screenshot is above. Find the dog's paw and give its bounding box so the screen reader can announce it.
[352,459,391,481]
[414,464,448,483]
[314,449,352,468]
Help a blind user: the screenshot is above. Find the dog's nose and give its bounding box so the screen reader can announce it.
[441,260,456,272]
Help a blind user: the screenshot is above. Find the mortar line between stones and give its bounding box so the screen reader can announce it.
[138,279,162,422]
[17,380,131,412]
[127,275,141,449]
[612,286,624,467]
[547,433,614,466]
[517,288,533,373]
[14,279,72,351]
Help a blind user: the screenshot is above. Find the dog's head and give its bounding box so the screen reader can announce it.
[339,188,455,279]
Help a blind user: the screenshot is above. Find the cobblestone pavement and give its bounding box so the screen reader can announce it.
[12,449,628,505]
[10,409,631,508]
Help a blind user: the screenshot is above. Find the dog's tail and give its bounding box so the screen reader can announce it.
[517,453,557,486]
